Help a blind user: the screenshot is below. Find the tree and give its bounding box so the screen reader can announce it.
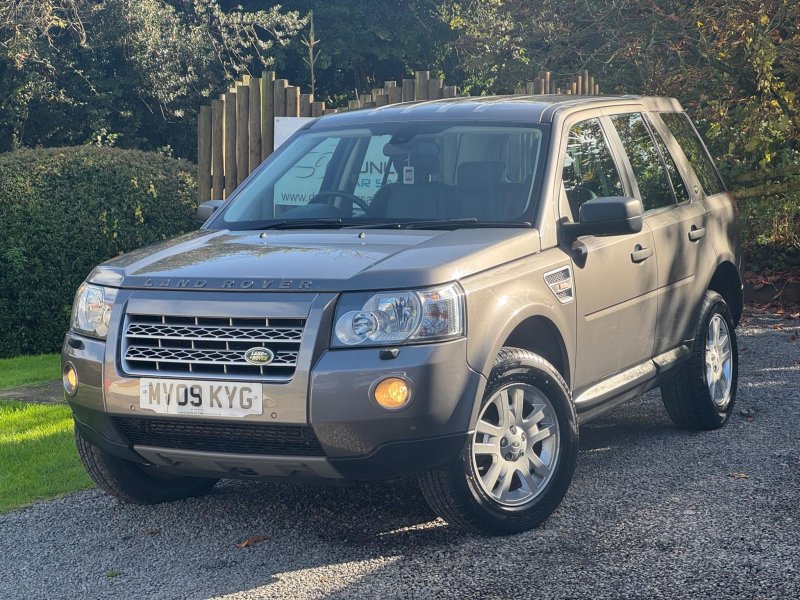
[240,0,458,104]
[0,0,307,157]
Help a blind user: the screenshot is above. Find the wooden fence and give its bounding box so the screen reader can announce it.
[197,69,601,202]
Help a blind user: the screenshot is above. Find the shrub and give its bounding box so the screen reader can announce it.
[0,146,197,357]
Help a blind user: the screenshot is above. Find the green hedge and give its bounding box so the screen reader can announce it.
[0,146,197,358]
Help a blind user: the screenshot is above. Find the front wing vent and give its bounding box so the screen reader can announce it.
[544,266,574,304]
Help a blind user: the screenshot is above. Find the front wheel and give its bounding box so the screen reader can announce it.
[661,290,738,430]
[418,348,578,535]
[75,427,218,504]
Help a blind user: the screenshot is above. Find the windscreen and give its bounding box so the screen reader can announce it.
[215,122,548,230]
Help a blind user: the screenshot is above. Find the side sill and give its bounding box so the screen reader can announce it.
[574,344,691,422]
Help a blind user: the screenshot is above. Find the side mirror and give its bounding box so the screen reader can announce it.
[196,200,223,223]
[561,196,643,240]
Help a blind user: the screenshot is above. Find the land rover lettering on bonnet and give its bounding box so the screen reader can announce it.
[64,95,742,535]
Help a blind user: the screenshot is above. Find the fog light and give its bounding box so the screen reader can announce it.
[63,364,78,396]
[373,377,411,410]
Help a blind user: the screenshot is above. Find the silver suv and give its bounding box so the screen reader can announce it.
[63,95,742,535]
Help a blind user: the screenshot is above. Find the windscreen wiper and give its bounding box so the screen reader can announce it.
[347,218,532,230]
[251,218,345,230]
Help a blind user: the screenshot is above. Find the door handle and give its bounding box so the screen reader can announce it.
[631,244,653,263]
[688,225,706,241]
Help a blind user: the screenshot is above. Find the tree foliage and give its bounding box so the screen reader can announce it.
[0,0,306,156]
[250,0,458,105]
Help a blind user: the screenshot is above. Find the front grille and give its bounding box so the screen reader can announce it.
[112,417,325,456]
[122,314,305,380]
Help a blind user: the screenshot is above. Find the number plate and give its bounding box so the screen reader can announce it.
[139,378,263,417]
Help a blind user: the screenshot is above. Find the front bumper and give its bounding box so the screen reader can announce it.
[64,330,483,481]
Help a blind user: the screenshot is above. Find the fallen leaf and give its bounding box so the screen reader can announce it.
[235,534,270,549]
[789,333,798,341]
[773,323,783,330]
[739,408,755,418]
[142,528,160,537]
[728,472,750,479]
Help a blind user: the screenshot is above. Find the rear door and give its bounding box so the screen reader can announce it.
[560,116,658,389]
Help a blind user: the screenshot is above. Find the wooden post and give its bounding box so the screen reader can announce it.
[197,105,211,204]
[427,77,442,100]
[443,86,457,98]
[375,94,389,107]
[236,84,249,186]
[415,71,429,100]
[260,71,275,160]
[273,79,288,118]
[402,79,415,102]
[588,76,595,96]
[211,99,224,200]
[388,85,402,104]
[224,91,237,197]
[300,93,312,117]
[311,101,325,117]
[576,74,583,95]
[544,71,551,95]
[348,99,361,110]
[286,86,300,117]
[248,76,261,174]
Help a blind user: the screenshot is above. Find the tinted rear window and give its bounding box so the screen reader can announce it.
[660,112,725,196]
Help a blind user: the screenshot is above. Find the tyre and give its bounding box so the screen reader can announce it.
[418,348,578,535]
[661,290,738,430]
[75,427,218,504]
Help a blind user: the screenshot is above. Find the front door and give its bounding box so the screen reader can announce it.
[561,117,658,390]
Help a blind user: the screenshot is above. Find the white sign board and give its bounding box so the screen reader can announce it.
[274,117,315,150]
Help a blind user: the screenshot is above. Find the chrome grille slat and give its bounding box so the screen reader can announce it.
[121,313,305,380]
[124,348,299,366]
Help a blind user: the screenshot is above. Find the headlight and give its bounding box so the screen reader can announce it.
[71,284,117,339]
[333,283,464,347]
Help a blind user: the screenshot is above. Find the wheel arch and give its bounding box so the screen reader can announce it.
[501,316,571,387]
[707,260,743,326]
[470,307,571,389]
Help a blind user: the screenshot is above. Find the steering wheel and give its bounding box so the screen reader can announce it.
[309,191,372,216]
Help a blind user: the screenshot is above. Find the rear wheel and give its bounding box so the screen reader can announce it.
[661,290,738,430]
[75,427,218,504]
[418,348,578,535]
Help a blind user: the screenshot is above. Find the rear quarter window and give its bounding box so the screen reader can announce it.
[660,112,725,196]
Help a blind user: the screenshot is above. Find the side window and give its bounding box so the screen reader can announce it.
[610,113,675,212]
[648,120,690,203]
[355,135,396,203]
[562,118,624,220]
[660,112,725,196]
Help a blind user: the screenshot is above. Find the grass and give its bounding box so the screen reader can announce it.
[0,353,61,390]
[0,400,93,512]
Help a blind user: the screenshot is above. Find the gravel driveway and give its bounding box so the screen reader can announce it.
[2,309,798,599]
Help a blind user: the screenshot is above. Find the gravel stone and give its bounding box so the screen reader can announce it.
[1,309,798,599]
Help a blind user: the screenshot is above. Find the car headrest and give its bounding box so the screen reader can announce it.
[384,140,441,177]
[383,140,440,158]
[457,161,506,189]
